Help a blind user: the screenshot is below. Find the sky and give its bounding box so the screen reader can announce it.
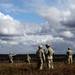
[0,0,75,54]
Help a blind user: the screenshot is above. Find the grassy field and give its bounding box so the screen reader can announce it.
[0,62,75,75]
[0,54,75,75]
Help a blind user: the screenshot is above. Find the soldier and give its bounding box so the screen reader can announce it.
[45,44,54,69]
[36,45,45,70]
[26,54,31,64]
[67,48,73,64]
[9,52,13,63]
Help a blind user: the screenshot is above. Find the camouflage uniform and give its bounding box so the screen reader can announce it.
[36,45,45,70]
[46,45,54,69]
[67,48,73,64]
[26,54,31,64]
[9,53,13,63]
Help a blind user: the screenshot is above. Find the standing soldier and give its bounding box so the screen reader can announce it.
[36,45,45,70]
[9,52,13,63]
[67,48,73,64]
[26,54,31,64]
[45,44,54,69]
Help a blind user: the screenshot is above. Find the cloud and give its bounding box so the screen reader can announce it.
[0,12,65,46]
[0,12,24,35]
[23,23,42,34]
[60,31,74,38]
[0,0,75,54]
[37,7,61,22]
[31,0,75,53]
[0,12,25,45]
[0,12,63,47]
[60,0,75,28]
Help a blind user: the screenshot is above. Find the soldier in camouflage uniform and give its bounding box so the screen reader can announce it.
[9,52,13,63]
[26,54,31,64]
[45,44,54,69]
[67,48,73,64]
[36,45,45,70]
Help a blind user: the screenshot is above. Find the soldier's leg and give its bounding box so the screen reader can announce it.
[28,60,30,64]
[48,60,51,69]
[68,57,70,64]
[70,56,73,64]
[29,60,30,64]
[40,63,43,70]
[67,57,69,64]
[11,59,13,63]
[70,58,71,64]
[51,59,54,69]
[39,60,43,70]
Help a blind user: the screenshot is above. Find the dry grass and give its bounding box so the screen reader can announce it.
[0,62,75,75]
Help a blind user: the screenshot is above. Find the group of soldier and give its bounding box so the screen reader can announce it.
[36,44,73,70]
[36,44,54,70]
[8,44,73,70]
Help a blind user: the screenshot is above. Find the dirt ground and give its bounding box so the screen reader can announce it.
[0,62,75,75]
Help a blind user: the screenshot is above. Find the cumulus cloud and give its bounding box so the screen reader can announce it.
[0,12,52,46]
[0,12,24,45]
[60,0,75,28]
[32,0,75,53]
[0,0,75,54]
[0,12,24,35]
[37,7,61,22]
[23,23,42,34]
[0,11,65,47]
[60,31,74,38]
